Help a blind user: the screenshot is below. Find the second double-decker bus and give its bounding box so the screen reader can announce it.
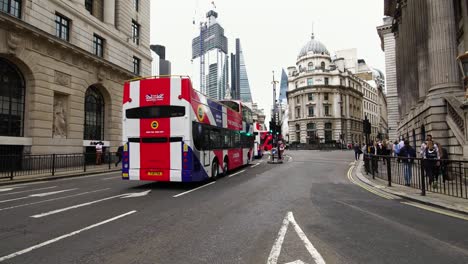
[121,76,254,182]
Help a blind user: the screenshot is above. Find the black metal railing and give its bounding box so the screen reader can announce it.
[0,152,120,180]
[364,154,468,199]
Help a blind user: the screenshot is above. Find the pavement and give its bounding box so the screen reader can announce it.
[0,151,467,264]
[353,159,468,215]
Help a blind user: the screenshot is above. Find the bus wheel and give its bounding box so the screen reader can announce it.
[211,160,219,181]
[222,158,228,176]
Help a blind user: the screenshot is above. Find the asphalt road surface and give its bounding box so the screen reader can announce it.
[0,150,467,264]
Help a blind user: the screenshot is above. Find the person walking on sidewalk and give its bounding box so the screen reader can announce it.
[398,140,416,186]
[423,140,440,189]
[95,142,103,165]
[353,142,362,161]
[115,145,123,167]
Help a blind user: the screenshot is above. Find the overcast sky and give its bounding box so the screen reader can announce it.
[151,0,385,121]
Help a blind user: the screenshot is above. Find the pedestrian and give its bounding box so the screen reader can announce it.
[115,145,124,167]
[393,140,400,157]
[423,140,440,189]
[95,142,103,165]
[398,140,416,186]
[370,141,378,173]
[279,140,285,160]
[420,134,438,157]
[437,142,449,183]
[353,142,361,161]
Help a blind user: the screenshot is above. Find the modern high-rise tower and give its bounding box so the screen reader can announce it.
[230,39,252,102]
[192,10,228,100]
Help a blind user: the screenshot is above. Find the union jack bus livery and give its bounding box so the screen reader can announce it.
[121,76,254,182]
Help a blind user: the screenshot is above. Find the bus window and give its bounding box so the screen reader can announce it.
[126,106,185,119]
[223,129,231,149]
[210,128,221,149]
[193,122,203,150]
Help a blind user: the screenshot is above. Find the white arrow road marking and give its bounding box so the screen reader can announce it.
[286,261,307,264]
[0,189,109,212]
[0,189,77,203]
[0,186,57,197]
[228,170,246,178]
[30,191,150,218]
[120,190,151,198]
[173,181,215,197]
[0,210,136,263]
[267,212,326,264]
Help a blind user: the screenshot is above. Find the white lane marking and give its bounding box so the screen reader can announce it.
[250,163,261,168]
[0,188,15,192]
[0,210,136,263]
[286,261,306,264]
[30,190,150,218]
[173,181,215,198]
[0,189,77,203]
[267,212,326,264]
[228,170,246,178]
[0,186,57,197]
[120,190,151,198]
[102,176,118,181]
[0,189,110,212]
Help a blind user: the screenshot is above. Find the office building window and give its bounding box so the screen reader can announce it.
[324,93,329,101]
[321,61,325,70]
[296,108,301,119]
[308,62,314,71]
[308,106,314,117]
[324,105,330,116]
[324,122,332,143]
[308,93,313,101]
[133,0,139,11]
[85,0,93,13]
[296,96,300,104]
[0,58,25,137]
[325,77,329,85]
[1,0,21,18]
[307,78,313,86]
[132,20,140,45]
[55,14,70,41]
[84,86,105,140]
[133,56,141,75]
[93,34,104,57]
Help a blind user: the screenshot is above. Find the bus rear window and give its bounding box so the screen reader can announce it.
[126,106,185,119]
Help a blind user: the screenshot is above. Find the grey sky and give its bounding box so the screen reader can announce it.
[151,0,385,121]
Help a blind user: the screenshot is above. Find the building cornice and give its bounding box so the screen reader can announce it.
[286,85,363,97]
[0,12,136,78]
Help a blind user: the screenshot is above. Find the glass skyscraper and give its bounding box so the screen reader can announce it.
[230,39,252,102]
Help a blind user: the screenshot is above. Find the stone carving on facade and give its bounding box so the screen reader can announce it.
[6,32,20,54]
[97,67,105,82]
[55,71,71,87]
[53,99,67,138]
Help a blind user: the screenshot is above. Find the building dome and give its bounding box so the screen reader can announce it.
[298,34,330,58]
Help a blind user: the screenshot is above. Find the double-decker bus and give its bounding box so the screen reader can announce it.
[121,76,254,182]
[260,132,273,152]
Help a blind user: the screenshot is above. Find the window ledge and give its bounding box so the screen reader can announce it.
[0,136,32,146]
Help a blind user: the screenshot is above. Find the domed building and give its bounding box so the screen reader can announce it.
[287,35,365,146]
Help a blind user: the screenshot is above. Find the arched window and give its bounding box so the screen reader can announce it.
[84,86,105,140]
[0,58,25,137]
[420,125,426,142]
[308,62,314,71]
[321,61,326,71]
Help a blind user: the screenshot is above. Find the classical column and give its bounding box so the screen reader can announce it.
[427,0,462,95]
[104,0,115,26]
[415,0,429,102]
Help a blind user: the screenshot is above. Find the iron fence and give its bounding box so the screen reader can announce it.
[364,154,468,199]
[0,152,120,180]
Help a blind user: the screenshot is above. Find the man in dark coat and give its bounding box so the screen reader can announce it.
[398,140,416,186]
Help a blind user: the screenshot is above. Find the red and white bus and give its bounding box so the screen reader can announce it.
[260,132,273,152]
[121,76,254,182]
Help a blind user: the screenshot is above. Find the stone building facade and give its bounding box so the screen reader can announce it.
[0,0,151,155]
[287,35,366,145]
[383,0,465,158]
[378,17,399,142]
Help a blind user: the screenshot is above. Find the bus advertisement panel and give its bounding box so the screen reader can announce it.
[121,76,254,182]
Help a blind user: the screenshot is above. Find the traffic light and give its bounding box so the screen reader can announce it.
[269,121,274,133]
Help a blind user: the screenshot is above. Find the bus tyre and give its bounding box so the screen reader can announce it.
[211,160,219,181]
[222,158,228,176]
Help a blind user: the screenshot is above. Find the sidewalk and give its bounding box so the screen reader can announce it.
[353,160,468,215]
[0,165,120,186]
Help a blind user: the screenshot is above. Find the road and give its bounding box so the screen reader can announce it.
[0,150,467,264]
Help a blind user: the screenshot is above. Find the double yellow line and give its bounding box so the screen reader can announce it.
[347,166,395,200]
